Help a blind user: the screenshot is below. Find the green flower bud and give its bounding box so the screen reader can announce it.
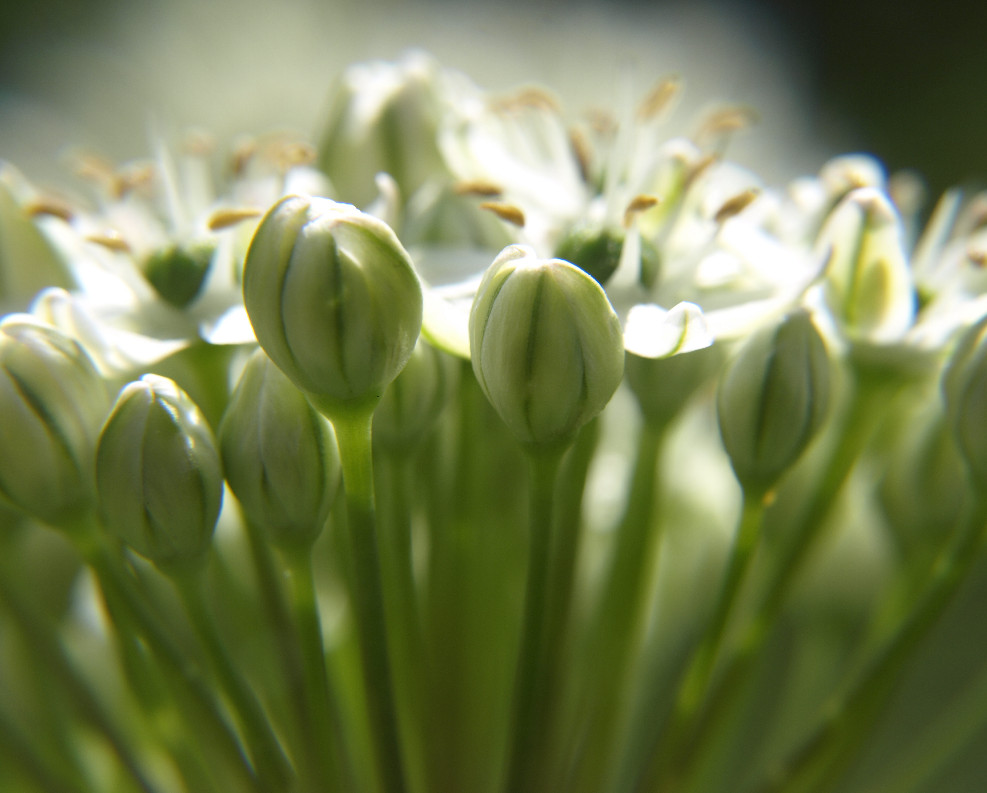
[469,245,624,449]
[553,225,661,289]
[143,241,215,308]
[0,317,109,526]
[96,375,222,566]
[219,349,340,548]
[717,310,831,492]
[942,314,987,487]
[243,194,423,415]
[818,187,916,344]
[374,337,456,452]
[317,52,449,207]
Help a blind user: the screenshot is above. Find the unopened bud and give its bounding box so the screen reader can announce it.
[143,241,215,308]
[243,195,423,416]
[717,310,831,491]
[220,349,340,548]
[469,245,624,449]
[0,317,109,526]
[96,375,222,566]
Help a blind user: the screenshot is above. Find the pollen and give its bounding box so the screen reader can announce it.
[208,207,263,231]
[714,188,760,224]
[454,180,504,198]
[623,194,661,228]
[480,201,526,227]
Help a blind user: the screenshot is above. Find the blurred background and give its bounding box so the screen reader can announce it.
[0,0,984,200]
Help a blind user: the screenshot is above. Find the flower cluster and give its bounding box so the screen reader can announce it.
[2,51,987,793]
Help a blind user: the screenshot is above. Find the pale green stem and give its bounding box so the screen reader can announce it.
[332,408,408,793]
[0,702,88,793]
[638,486,768,793]
[502,446,565,793]
[166,560,294,792]
[752,496,987,793]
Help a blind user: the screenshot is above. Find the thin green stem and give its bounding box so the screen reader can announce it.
[245,518,342,793]
[333,408,408,793]
[280,543,345,793]
[503,447,565,793]
[0,701,88,793]
[752,496,987,793]
[75,527,264,793]
[0,568,159,793]
[572,420,666,793]
[671,374,895,789]
[639,486,768,793]
[166,561,294,792]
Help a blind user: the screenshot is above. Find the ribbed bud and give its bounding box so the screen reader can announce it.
[317,52,448,207]
[818,187,915,343]
[0,317,109,526]
[469,245,624,449]
[220,349,340,548]
[96,375,222,566]
[374,338,456,452]
[717,310,831,491]
[942,315,987,488]
[243,194,423,415]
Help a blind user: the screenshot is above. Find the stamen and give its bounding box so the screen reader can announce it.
[269,140,316,172]
[71,152,117,188]
[85,231,131,253]
[25,197,75,223]
[636,76,681,121]
[967,248,987,268]
[454,180,504,198]
[113,162,157,199]
[568,127,593,184]
[231,138,257,177]
[714,188,760,224]
[183,130,216,157]
[490,86,561,114]
[207,207,263,231]
[480,202,526,227]
[623,194,661,228]
[695,106,758,143]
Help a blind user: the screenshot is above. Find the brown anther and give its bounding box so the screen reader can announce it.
[685,153,719,187]
[453,179,504,198]
[967,248,987,268]
[207,207,263,231]
[714,188,760,224]
[85,231,131,253]
[569,126,593,184]
[183,130,216,156]
[636,76,681,121]
[25,197,75,223]
[272,141,316,171]
[72,152,116,186]
[490,86,560,114]
[695,106,758,143]
[622,194,661,228]
[231,138,257,177]
[114,162,157,198]
[479,201,526,227]
[585,108,617,137]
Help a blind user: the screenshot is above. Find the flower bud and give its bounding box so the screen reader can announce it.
[942,314,987,487]
[817,187,915,344]
[0,317,110,526]
[717,310,831,492]
[317,52,449,207]
[554,226,624,286]
[469,245,624,449]
[96,375,222,566]
[143,240,215,308]
[243,195,423,415]
[220,349,340,548]
[374,337,456,452]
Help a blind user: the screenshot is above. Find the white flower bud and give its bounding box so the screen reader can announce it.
[220,349,340,548]
[469,245,624,449]
[96,375,222,565]
[717,310,831,491]
[243,195,423,415]
[818,187,916,344]
[0,317,109,525]
[942,314,987,488]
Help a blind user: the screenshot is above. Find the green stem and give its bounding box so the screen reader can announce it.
[166,560,294,792]
[0,702,88,793]
[76,529,264,793]
[280,543,346,793]
[572,420,666,793]
[671,374,894,789]
[639,486,768,793]
[333,408,408,793]
[245,518,342,793]
[753,496,987,793]
[503,447,565,793]
[0,569,159,793]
